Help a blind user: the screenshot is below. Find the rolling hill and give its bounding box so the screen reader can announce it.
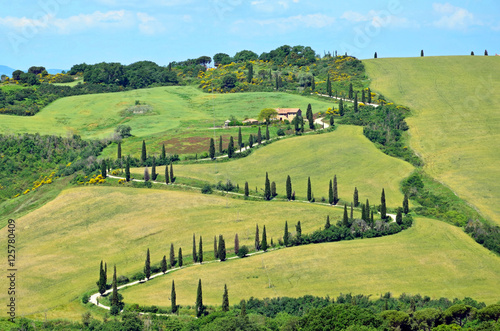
[364,56,500,225]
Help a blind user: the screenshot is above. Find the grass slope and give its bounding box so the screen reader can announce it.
[1,186,341,320]
[142,125,415,207]
[121,217,500,308]
[364,56,500,225]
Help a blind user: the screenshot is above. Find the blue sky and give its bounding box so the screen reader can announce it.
[1,0,499,70]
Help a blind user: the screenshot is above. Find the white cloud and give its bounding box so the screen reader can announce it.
[251,0,300,12]
[233,13,335,34]
[432,3,479,30]
[341,10,418,29]
[137,12,165,35]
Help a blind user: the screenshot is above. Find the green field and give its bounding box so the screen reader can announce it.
[121,217,500,308]
[0,86,338,158]
[364,56,500,225]
[2,186,341,320]
[135,125,415,207]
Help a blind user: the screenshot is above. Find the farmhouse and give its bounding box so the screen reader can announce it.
[243,118,259,125]
[276,108,301,122]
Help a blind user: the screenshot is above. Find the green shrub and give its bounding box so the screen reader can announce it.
[201,184,213,194]
[237,245,249,258]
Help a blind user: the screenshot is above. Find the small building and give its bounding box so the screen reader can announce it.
[243,118,259,125]
[224,120,231,127]
[276,108,302,122]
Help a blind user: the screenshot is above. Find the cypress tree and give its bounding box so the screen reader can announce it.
[144,248,151,280]
[255,224,260,251]
[284,221,289,246]
[151,157,157,181]
[219,136,223,154]
[327,74,332,96]
[171,280,177,313]
[348,83,353,99]
[374,51,378,59]
[361,203,366,221]
[222,284,229,312]
[240,299,247,316]
[178,247,183,267]
[110,265,120,313]
[365,199,370,222]
[343,205,349,227]
[264,172,271,200]
[144,167,150,182]
[192,234,197,263]
[271,181,277,197]
[296,221,302,238]
[257,127,262,144]
[234,233,239,254]
[354,187,359,207]
[101,160,107,178]
[261,225,268,252]
[286,175,292,200]
[170,162,174,183]
[238,127,243,151]
[471,51,474,56]
[329,179,334,205]
[141,140,147,164]
[350,202,354,220]
[311,75,315,91]
[354,92,358,112]
[98,260,106,295]
[266,125,270,141]
[300,118,304,133]
[161,144,166,160]
[371,210,375,227]
[198,236,203,264]
[125,158,130,182]
[104,263,107,287]
[228,136,234,158]
[325,215,331,229]
[214,236,218,259]
[403,193,409,214]
[161,255,167,273]
[218,235,226,261]
[170,243,175,267]
[244,181,249,197]
[485,50,489,56]
[396,208,403,225]
[339,99,344,116]
[248,134,254,148]
[165,163,170,184]
[117,142,122,159]
[247,63,253,83]
[209,138,215,159]
[333,175,339,204]
[362,90,366,104]
[306,104,314,130]
[307,177,312,202]
[421,50,424,57]
[381,188,387,220]
[368,88,372,103]
[330,115,334,126]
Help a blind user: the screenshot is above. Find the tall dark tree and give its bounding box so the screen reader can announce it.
[271,181,277,197]
[117,142,122,159]
[104,263,107,287]
[110,265,121,314]
[247,63,253,83]
[264,172,271,200]
[238,127,243,151]
[218,235,226,261]
[195,280,204,317]
[374,52,378,59]
[261,225,268,252]
[165,163,170,184]
[240,299,247,317]
[307,177,312,202]
[234,233,240,254]
[396,208,403,225]
[144,248,151,280]
[171,280,177,313]
[354,187,359,207]
[192,234,198,263]
[144,167,150,182]
[97,260,106,295]
[421,50,424,57]
[101,160,107,178]
[329,179,334,205]
[286,175,292,200]
[125,158,131,182]
[403,193,409,214]
[339,99,344,116]
[284,221,290,246]
[485,50,489,56]
[141,140,147,165]
[371,210,375,227]
[381,188,387,220]
[348,83,354,99]
[255,224,260,251]
[198,236,203,264]
[365,199,370,222]
[214,235,218,259]
[471,51,474,56]
[306,104,314,130]
[343,204,349,227]
[151,157,157,181]
[333,175,339,204]
[257,127,262,144]
[350,202,354,220]
[248,134,254,148]
[161,144,166,160]
[219,135,223,154]
[161,255,167,273]
[209,138,215,159]
[368,88,372,103]
[311,75,315,91]
[329,115,334,126]
[325,215,331,229]
[354,92,358,112]
[326,74,332,96]
[170,243,175,267]
[244,181,249,197]
[295,221,302,239]
[361,203,366,221]
[170,162,175,183]
[222,284,229,312]
[362,90,366,104]
[178,247,183,267]
[228,136,235,158]
[266,125,270,141]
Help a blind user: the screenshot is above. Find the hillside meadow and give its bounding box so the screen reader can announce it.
[133,125,415,207]
[364,56,500,225]
[121,216,500,308]
[1,186,342,320]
